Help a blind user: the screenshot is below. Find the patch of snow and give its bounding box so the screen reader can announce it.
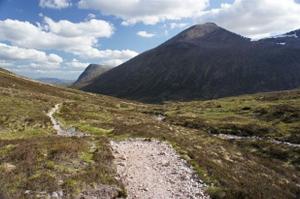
[277,42,286,45]
[271,32,298,39]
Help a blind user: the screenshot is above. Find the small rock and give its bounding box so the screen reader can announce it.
[1,163,16,172]
[58,190,63,197]
[141,187,149,192]
[161,160,170,167]
[119,155,126,160]
[51,192,59,198]
[159,151,166,156]
[117,162,126,167]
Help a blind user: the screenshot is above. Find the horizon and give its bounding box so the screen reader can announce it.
[1,0,300,80]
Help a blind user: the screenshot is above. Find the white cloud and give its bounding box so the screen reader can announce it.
[102,59,125,67]
[0,17,139,63]
[137,31,155,38]
[86,13,96,20]
[78,0,209,25]
[64,59,89,69]
[0,17,124,60]
[0,42,63,68]
[75,48,138,60]
[80,49,138,66]
[39,0,71,9]
[43,16,113,38]
[0,17,138,73]
[201,0,300,39]
[169,22,189,29]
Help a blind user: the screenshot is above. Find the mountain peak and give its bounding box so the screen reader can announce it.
[192,22,219,29]
[163,22,248,46]
[72,64,113,88]
[173,22,221,42]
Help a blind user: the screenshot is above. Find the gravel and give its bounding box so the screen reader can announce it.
[111,139,210,199]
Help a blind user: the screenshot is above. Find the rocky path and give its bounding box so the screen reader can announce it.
[47,104,86,137]
[47,105,209,198]
[111,139,210,199]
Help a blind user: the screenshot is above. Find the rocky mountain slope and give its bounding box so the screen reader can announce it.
[82,23,300,102]
[73,64,113,88]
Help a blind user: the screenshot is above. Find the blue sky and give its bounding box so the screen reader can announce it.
[0,0,300,80]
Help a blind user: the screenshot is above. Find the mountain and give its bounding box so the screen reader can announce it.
[72,64,113,88]
[259,29,300,48]
[82,23,300,102]
[36,77,74,86]
[0,68,11,73]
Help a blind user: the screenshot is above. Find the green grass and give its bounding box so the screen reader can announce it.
[1,68,300,198]
[57,98,300,199]
[0,137,124,198]
[0,128,52,140]
[0,70,126,198]
[163,90,300,143]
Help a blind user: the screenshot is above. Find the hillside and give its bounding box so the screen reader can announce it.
[0,68,300,198]
[82,23,300,102]
[72,64,113,89]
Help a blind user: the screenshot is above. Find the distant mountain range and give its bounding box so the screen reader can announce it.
[72,64,113,89]
[260,30,300,48]
[82,23,300,102]
[36,78,74,86]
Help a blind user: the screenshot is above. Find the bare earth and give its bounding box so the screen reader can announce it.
[47,104,86,137]
[111,139,210,199]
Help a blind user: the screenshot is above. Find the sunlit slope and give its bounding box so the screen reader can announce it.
[0,68,300,198]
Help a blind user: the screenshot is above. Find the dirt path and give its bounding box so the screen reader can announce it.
[47,104,209,198]
[47,104,86,137]
[111,139,210,199]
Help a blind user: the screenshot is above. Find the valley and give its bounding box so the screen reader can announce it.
[1,1,300,198]
[0,68,299,198]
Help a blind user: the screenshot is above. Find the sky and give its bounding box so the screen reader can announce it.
[1,0,300,80]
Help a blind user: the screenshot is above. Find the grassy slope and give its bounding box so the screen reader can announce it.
[164,90,300,144]
[0,70,125,198]
[57,94,300,199]
[1,69,300,198]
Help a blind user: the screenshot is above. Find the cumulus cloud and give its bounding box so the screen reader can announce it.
[0,17,113,53]
[86,13,96,20]
[102,59,125,67]
[0,17,138,74]
[39,0,71,9]
[0,42,63,68]
[137,31,155,38]
[201,0,300,39]
[76,48,138,60]
[64,59,89,69]
[43,16,113,38]
[0,17,135,60]
[169,22,189,29]
[78,0,209,25]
